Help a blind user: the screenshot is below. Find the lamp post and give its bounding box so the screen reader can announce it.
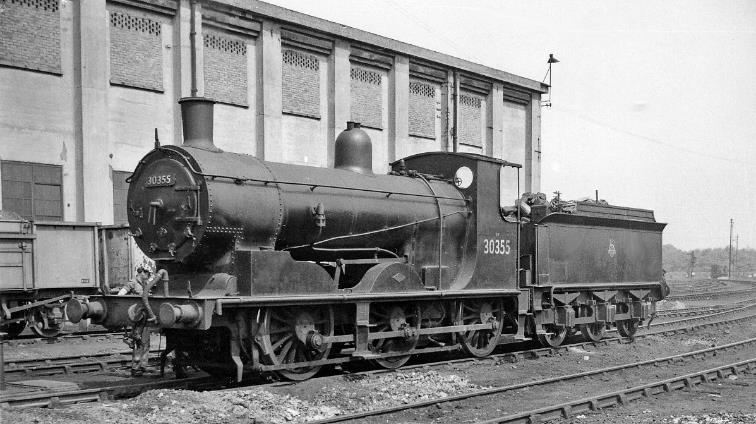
[728,219,733,279]
[542,54,559,107]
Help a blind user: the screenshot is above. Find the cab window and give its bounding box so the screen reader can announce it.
[499,165,519,214]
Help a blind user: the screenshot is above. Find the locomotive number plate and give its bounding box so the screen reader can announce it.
[482,238,511,255]
[145,174,175,187]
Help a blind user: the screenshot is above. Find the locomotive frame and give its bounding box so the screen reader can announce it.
[67,97,667,381]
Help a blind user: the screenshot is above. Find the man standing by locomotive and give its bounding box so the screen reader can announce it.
[114,266,155,377]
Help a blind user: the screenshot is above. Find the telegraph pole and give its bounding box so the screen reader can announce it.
[728,219,733,279]
[734,235,739,278]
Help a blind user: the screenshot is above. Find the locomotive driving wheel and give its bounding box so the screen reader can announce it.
[258,306,334,381]
[457,299,504,357]
[368,303,420,369]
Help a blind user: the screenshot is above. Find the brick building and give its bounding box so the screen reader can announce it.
[0,0,547,225]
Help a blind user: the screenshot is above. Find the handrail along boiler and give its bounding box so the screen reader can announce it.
[67,97,667,381]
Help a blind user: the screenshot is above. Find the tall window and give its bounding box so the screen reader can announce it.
[1,161,63,221]
[112,170,131,225]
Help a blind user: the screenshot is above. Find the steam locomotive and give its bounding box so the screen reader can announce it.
[67,97,667,381]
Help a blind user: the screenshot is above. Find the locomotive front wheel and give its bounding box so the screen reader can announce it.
[537,325,568,348]
[368,303,420,369]
[580,323,606,342]
[258,306,335,381]
[457,299,504,357]
[616,319,639,338]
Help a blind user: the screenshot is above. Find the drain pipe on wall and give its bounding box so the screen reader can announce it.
[452,70,460,153]
[189,0,198,97]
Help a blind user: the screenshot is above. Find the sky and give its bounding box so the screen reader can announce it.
[267,0,756,251]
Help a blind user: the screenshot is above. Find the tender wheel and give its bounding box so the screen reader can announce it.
[457,299,504,357]
[537,325,568,348]
[580,322,606,342]
[1,320,27,338]
[30,308,62,338]
[577,305,605,342]
[616,319,639,338]
[369,303,420,369]
[258,306,334,381]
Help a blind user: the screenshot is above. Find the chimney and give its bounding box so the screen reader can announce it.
[334,122,372,174]
[178,97,220,152]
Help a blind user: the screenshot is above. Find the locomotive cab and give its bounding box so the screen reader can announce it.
[391,153,522,291]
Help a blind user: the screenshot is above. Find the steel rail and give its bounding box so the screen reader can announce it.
[7,300,754,380]
[0,376,217,409]
[3,350,164,378]
[249,304,756,373]
[646,302,756,329]
[309,336,756,423]
[477,358,756,424]
[4,308,755,409]
[656,307,734,319]
[656,302,746,318]
[5,330,122,347]
[667,288,756,301]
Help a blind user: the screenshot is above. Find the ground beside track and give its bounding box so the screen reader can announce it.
[3,279,756,423]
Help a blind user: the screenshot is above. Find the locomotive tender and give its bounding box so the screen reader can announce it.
[67,97,667,381]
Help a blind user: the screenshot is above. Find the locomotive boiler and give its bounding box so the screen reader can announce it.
[67,97,667,381]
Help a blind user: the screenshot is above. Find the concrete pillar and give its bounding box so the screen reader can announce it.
[256,21,282,162]
[525,93,542,192]
[74,1,113,223]
[328,40,350,167]
[487,83,504,158]
[389,55,409,163]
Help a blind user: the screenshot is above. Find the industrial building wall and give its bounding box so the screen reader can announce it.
[0,0,77,221]
[0,0,544,226]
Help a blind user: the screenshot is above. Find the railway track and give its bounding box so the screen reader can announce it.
[655,303,743,319]
[6,301,754,380]
[3,302,740,378]
[666,288,756,302]
[0,375,222,409]
[3,304,756,410]
[5,330,124,347]
[645,302,756,330]
[2,349,164,378]
[478,359,755,424]
[308,337,756,423]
